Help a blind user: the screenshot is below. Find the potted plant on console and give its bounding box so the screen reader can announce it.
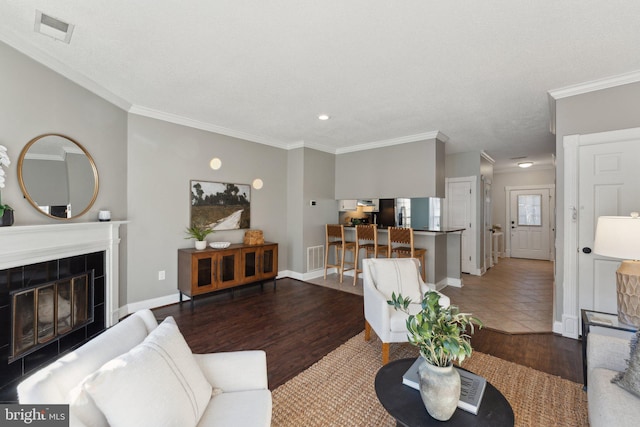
[185,223,214,250]
[0,144,14,226]
[389,291,482,421]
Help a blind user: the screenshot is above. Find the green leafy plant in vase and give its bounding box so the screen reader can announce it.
[388,291,482,421]
[185,224,215,250]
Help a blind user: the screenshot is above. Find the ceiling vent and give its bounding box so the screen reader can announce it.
[34,10,74,44]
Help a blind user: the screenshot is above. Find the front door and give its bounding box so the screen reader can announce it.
[578,137,640,314]
[509,188,551,260]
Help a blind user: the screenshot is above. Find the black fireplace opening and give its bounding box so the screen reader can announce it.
[10,271,94,363]
[0,251,106,403]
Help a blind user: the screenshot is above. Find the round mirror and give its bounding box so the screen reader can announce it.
[18,134,99,220]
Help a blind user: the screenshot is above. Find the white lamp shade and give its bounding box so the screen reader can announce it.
[593,214,640,260]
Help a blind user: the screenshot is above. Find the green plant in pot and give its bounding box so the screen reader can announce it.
[388,291,482,421]
[185,223,214,250]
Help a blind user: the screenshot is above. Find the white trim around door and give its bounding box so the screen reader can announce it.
[561,126,640,339]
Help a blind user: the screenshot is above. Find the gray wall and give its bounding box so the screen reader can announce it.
[0,41,127,225]
[445,151,492,273]
[302,148,337,273]
[335,139,445,199]
[286,148,304,273]
[0,41,128,302]
[555,81,640,322]
[22,159,69,206]
[445,152,479,178]
[126,114,289,304]
[492,168,555,232]
[67,152,95,214]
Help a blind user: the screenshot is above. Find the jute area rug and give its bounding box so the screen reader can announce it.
[272,331,588,427]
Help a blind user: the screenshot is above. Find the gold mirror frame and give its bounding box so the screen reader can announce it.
[18,134,99,220]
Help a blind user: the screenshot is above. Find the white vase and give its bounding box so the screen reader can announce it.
[194,240,207,250]
[418,360,461,421]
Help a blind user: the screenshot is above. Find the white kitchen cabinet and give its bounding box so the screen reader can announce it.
[339,199,357,211]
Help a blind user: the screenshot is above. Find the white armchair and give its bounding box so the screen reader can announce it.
[363,258,450,364]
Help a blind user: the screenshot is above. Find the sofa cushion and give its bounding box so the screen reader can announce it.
[18,309,157,405]
[612,331,640,397]
[81,316,212,427]
[69,385,108,427]
[370,258,423,302]
[588,367,640,427]
[197,389,272,427]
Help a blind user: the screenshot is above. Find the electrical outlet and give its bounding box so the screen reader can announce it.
[158,270,166,280]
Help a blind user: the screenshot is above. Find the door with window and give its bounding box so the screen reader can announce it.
[509,188,551,260]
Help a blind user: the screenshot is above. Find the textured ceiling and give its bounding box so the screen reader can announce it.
[2,1,640,171]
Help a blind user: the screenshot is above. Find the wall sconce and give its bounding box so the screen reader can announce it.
[209,158,222,170]
[252,178,263,190]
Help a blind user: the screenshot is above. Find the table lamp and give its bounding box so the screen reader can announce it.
[593,212,640,327]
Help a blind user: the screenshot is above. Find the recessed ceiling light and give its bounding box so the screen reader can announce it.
[318,114,330,121]
[518,161,534,168]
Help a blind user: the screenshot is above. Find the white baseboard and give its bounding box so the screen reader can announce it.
[561,314,580,339]
[118,270,291,318]
[442,277,463,288]
[553,320,564,335]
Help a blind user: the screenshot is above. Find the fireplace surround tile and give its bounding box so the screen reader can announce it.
[0,252,106,403]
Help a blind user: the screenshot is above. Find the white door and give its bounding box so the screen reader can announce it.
[509,189,551,260]
[483,178,492,270]
[446,177,475,274]
[578,139,640,314]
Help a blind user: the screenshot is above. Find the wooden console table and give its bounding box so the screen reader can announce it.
[178,242,278,309]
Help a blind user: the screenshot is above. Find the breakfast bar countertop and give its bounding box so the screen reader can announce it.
[343,225,465,234]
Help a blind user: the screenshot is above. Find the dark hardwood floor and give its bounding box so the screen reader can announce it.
[154,278,584,389]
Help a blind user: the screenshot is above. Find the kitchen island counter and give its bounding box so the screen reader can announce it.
[343,226,463,289]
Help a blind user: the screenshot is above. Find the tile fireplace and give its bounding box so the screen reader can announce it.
[0,222,125,402]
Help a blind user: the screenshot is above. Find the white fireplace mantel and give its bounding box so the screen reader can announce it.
[0,221,127,327]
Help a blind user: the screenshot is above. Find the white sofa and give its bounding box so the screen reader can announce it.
[587,327,639,427]
[18,309,272,427]
[363,258,450,364]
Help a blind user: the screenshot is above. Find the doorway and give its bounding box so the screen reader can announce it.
[562,127,640,338]
[445,176,476,275]
[506,186,555,261]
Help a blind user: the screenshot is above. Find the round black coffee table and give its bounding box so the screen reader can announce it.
[375,358,514,427]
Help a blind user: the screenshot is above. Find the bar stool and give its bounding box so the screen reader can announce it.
[387,226,427,281]
[324,224,356,283]
[353,224,389,286]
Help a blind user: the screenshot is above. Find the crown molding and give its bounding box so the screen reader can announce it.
[548,69,640,100]
[334,131,448,155]
[481,150,495,164]
[128,105,289,149]
[0,31,131,111]
[547,70,640,136]
[2,32,452,155]
[286,141,337,154]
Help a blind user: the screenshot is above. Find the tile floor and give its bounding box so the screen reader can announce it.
[307,256,554,334]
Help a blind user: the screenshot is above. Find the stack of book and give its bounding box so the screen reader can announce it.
[402,357,487,415]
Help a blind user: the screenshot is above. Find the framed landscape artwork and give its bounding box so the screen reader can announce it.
[190,180,251,230]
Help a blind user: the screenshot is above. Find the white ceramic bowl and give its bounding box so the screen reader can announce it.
[209,241,231,249]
